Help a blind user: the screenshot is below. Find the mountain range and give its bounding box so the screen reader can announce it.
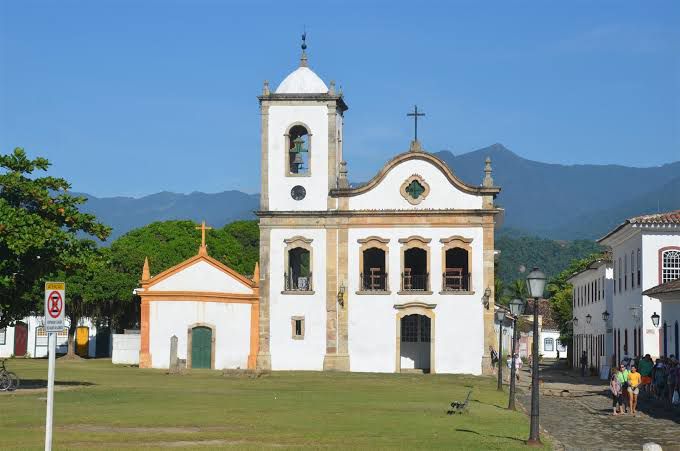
[77,144,680,242]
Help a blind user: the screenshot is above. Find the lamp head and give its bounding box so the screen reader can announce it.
[572,317,578,328]
[651,311,660,328]
[586,313,592,324]
[509,298,524,317]
[495,310,506,323]
[526,267,546,299]
[602,310,610,322]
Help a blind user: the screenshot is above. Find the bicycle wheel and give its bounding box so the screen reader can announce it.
[0,372,9,391]
[6,372,19,391]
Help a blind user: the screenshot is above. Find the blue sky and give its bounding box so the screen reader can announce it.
[1,1,679,197]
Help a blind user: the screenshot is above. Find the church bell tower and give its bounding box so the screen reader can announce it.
[258,33,348,213]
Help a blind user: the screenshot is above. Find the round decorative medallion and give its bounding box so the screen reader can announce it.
[291,185,306,201]
[400,174,430,205]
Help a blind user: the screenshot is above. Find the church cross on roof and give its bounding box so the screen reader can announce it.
[195,220,213,256]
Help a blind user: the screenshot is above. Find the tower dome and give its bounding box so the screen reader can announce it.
[275,66,328,94]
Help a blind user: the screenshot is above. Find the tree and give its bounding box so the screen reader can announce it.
[510,279,528,300]
[0,148,110,328]
[98,220,260,331]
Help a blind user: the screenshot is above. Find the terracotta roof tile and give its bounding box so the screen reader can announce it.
[598,209,680,243]
[642,278,680,297]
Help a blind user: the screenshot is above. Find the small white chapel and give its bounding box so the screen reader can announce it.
[138,36,502,375]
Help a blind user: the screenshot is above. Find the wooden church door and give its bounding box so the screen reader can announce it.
[191,327,212,369]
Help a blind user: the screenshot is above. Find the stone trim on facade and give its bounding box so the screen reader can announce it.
[284,121,313,178]
[329,152,500,198]
[395,305,436,374]
[399,174,431,205]
[291,316,305,340]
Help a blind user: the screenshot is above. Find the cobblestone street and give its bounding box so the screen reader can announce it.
[517,362,680,450]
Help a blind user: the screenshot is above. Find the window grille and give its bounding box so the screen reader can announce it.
[544,338,554,352]
[661,249,680,283]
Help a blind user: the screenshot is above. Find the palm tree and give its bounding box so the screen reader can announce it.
[510,279,528,300]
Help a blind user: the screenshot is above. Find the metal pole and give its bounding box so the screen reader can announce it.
[508,317,518,410]
[45,332,56,451]
[497,321,503,391]
[528,297,541,445]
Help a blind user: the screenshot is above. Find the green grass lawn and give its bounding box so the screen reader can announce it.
[0,359,548,450]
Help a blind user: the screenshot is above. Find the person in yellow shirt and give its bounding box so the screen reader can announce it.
[627,365,642,416]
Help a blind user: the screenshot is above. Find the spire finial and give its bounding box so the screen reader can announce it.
[300,31,308,67]
[252,262,260,284]
[483,156,494,187]
[142,257,150,282]
[338,160,349,188]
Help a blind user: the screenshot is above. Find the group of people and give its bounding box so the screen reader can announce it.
[489,347,523,382]
[609,354,680,416]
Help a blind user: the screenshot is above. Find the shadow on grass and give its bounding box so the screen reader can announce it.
[455,428,526,444]
[15,379,96,389]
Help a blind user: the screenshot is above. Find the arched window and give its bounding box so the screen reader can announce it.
[660,248,680,283]
[358,237,390,293]
[440,236,473,293]
[399,236,431,293]
[283,236,313,292]
[286,124,311,175]
[544,338,554,352]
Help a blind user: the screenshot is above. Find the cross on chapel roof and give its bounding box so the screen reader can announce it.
[195,220,213,256]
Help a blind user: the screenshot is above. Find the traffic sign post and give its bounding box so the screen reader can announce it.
[44,282,65,451]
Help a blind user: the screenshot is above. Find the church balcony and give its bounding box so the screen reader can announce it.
[399,273,432,295]
[441,271,472,293]
[357,272,390,294]
[282,273,314,295]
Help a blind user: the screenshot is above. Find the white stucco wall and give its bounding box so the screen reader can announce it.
[659,297,680,358]
[570,263,612,367]
[540,330,563,359]
[348,159,483,211]
[112,334,140,365]
[149,301,252,369]
[150,260,253,294]
[347,226,485,374]
[267,105,329,211]
[269,228,327,370]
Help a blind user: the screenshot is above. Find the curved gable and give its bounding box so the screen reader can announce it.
[335,152,498,211]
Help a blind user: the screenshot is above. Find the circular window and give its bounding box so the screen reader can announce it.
[291,185,306,201]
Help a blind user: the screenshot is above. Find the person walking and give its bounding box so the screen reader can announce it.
[639,354,654,395]
[490,346,499,369]
[580,350,588,377]
[627,365,642,416]
[616,363,630,413]
[506,354,513,383]
[610,369,623,415]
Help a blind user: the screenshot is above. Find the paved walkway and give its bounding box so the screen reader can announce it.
[515,361,680,450]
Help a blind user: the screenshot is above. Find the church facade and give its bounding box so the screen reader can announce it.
[255,43,502,375]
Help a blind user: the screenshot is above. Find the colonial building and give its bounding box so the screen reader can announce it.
[137,225,260,370]
[255,39,502,375]
[567,258,613,371]
[643,273,680,358]
[597,210,680,360]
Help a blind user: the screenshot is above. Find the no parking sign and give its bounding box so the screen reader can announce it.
[44,282,65,333]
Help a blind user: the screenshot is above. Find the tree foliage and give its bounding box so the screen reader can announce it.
[0,148,110,328]
[495,232,602,286]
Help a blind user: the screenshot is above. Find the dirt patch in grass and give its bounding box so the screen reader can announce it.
[63,424,203,434]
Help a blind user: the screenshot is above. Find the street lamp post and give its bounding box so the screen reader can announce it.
[526,267,546,446]
[507,297,525,411]
[496,309,506,391]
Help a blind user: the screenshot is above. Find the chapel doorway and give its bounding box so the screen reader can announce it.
[13,322,28,357]
[398,314,431,373]
[191,326,212,369]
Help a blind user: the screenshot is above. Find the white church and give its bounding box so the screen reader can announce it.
[138,38,502,375]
